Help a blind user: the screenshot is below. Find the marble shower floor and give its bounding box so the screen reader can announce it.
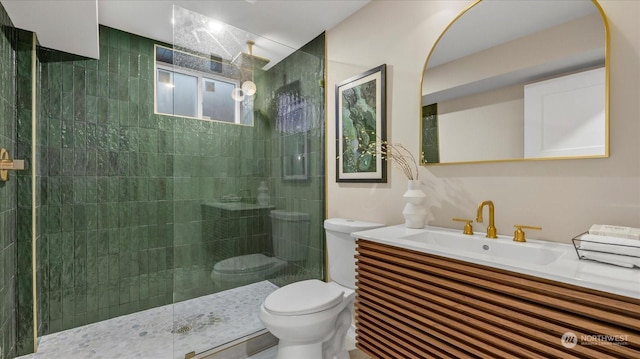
[18,281,279,359]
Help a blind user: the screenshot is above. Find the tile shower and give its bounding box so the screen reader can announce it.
[0,2,326,357]
[1,5,18,358]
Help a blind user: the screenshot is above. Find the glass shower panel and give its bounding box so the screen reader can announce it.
[170,6,325,358]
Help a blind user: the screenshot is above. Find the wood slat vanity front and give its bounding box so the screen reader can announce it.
[355,239,640,359]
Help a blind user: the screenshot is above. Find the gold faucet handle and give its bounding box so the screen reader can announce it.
[453,218,474,235]
[513,224,542,242]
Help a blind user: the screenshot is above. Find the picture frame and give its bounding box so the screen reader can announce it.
[335,64,387,183]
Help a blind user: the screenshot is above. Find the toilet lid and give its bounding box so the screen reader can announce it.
[263,279,344,316]
[214,254,278,274]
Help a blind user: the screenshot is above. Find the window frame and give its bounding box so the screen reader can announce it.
[154,45,243,125]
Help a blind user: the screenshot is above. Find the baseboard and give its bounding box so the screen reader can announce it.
[193,330,277,359]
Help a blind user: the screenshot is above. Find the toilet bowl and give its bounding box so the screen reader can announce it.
[259,280,354,359]
[259,218,383,359]
[210,253,287,290]
[210,210,310,289]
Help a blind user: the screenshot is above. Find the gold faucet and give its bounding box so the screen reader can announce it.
[476,200,497,238]
[452,218,474,235]
[513,224,542,243]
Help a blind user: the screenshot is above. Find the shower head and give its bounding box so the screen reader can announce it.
[231,40,270,70]
[231,53,270,70]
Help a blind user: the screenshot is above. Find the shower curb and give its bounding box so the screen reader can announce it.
[192,330,277,359]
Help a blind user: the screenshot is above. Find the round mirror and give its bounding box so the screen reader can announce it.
[420,0,608,165]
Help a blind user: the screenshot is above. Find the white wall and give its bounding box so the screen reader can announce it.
[327,0,640,244]
[438,84,524,162]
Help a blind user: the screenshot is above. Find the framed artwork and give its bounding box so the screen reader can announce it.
[335,64,387,183]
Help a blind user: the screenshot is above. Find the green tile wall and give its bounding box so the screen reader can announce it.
[0,2,17,357]
[38,26,175,337]
[15,28,40,356]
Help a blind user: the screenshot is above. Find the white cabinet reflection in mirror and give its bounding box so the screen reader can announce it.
[524,67,605,158]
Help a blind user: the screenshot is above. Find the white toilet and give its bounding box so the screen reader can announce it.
[210,210,310,289]
[259,218,383,359]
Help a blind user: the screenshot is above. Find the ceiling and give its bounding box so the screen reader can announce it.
[1,0,369,65]
[427,0,600,67]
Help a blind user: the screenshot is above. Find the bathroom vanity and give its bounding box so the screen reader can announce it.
[352,226,640,359]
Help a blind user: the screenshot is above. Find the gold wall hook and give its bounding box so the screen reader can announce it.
[0,148,25,181]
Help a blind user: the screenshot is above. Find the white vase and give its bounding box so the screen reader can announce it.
[402,179,426,229]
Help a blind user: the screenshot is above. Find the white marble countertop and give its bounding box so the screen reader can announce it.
[352,225,640,299]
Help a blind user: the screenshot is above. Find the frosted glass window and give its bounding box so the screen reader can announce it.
[156,69,198,118]
[202,78,237,123]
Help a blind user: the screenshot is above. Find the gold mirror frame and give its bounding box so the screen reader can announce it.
[420,0,610,166]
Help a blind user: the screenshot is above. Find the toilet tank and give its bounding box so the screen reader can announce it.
[324,218,384,289]
[270,210,310,261]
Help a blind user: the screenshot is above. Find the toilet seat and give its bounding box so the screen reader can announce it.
[214,253,280,274]
[264,279,344,316]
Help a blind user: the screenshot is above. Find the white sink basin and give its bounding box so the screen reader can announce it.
[401,228,565,265]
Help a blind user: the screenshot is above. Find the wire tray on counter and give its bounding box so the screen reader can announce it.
[572,232,640,268]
